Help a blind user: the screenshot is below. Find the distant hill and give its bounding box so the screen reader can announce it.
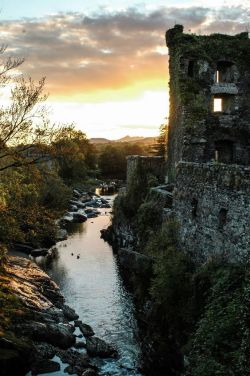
[90,135,157,145]
[115,135,145,143]
[89,138,111,144]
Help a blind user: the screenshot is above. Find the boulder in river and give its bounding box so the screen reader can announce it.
[20,321,75,349]
[31,359,60,375]
[77,202,87,209]
[62,213,74,223]
[30,248,48,257]
[73,210,88,223]
[62,304,79,321]
[75,321,95,337]
[100,203,111,208]
[73,189,82,198]
[70,200,86,209]
[74,341,86,349]
[56,228,68,241]
[12,242,34,254]
[81,369,97,376]
[57,348,93,375]
[33,342,57,360]
[86,212,99,218]
[86,336,118,358]
[69,204,78,212]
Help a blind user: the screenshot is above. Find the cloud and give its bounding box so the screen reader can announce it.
[0,5,249,99]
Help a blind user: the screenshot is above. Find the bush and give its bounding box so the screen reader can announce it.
[148,221,194,341]
[137,200,163,246]
[39,173,71,211]
[186,264,250,376]
[0,165,61,247]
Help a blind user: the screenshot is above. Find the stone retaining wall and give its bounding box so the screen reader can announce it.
[174,162,250,263]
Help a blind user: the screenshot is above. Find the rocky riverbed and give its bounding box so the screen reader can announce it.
[10,188,112,259]
[0,256,117,376]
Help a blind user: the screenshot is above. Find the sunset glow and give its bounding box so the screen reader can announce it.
[1,1,249,138]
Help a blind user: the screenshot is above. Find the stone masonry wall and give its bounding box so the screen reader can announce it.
[174,162,250,263]
[165,25,250,181]
[126,155,166,187]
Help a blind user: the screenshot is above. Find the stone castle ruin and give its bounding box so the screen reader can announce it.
[166,24,250,178]
[127,25,250,263]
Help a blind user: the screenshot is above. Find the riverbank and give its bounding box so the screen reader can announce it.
[0,255,118,376]
[9,187,113,259]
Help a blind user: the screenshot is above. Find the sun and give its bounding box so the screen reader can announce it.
[49,90,169,139]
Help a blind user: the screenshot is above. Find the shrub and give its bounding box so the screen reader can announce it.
[186,264,250,376]
[148,220,194,341]
[137,200,163,246]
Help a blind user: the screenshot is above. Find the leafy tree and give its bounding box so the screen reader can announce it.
[0,46,59,172]
[148,221,194,340]
[151,121,168,157]
[98,143,145,178]
[0,162,71,249]
[52,125,96,183]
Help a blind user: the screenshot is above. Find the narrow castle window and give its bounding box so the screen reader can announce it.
[188,60,195,77]
[214,98,222,112]
[216,70,220,83]
[216,61,234,83]
[214,140,234,163]
[218,208,228,229]
[191,198,198,218]
[213,95,235,113]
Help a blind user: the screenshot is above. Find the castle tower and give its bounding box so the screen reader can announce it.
[166,25,250,180]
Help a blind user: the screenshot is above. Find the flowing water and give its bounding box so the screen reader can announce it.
[38,193,142,376]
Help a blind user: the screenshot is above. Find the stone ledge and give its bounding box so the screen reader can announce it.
[211,83,238,95]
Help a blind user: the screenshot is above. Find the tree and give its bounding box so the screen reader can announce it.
[0,45,24,86]
[98,143,145,178]
[151,120,168,157]
[0,47,57,172]
[52,125,96,183]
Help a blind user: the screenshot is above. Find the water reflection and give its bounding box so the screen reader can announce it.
[66,221,88,235]
[41,195,142,376]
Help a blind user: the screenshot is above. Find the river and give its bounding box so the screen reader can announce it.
[36,193,142,376]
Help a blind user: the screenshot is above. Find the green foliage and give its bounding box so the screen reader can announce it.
[186,264,250,376]
[113,166,160,240]
[151,123,168,157]
[39,172,71,210]
[148,220,194,340]
[137,200,163,246]
[98,145,124,178]
[98,143,145,178]
[0,164,68,248]
[53,125,97,184]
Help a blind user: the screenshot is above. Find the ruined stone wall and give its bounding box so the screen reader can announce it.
[126,155,166,187]
[166,25,250,181]
[174,162,250,263]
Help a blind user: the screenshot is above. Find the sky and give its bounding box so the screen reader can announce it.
[0,1,249,139]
